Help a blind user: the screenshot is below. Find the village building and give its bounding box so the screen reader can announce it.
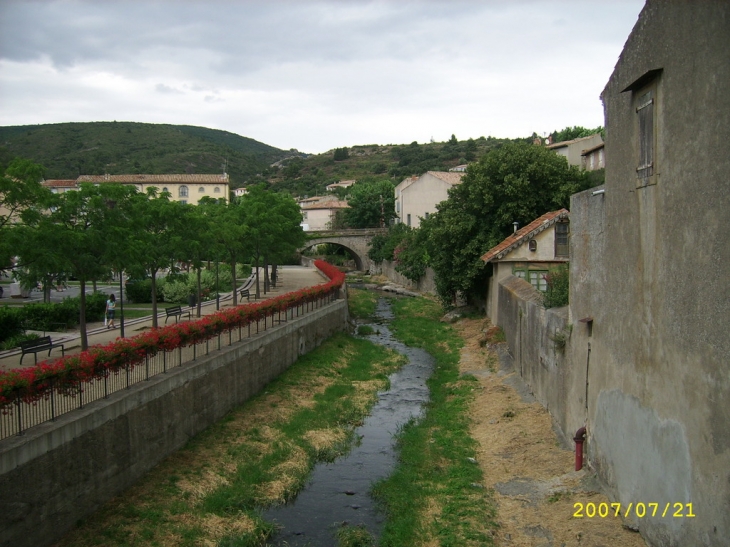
[394,171,464,228]
[42,174,230,205]
[481,209,569,324]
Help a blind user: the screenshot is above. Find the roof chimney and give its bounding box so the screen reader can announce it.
[513,221,519,234]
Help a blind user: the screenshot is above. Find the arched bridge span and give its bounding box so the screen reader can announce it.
[300,229,386,271]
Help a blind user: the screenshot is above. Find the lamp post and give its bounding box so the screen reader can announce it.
[118,270,125,338]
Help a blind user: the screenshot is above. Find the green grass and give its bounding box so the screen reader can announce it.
[372,297,498,546]
[59,332,405,547]
[348,288,379,320]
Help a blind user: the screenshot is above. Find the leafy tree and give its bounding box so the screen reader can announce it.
[550,125,604,142]
[344,179,396,228]
[16,183,137,348]
[131,190,188,327]
[333,147,349,161]
[0,158,50,271]
[426,141,591,306]
[238,185,304,297]
[198,197,249,307]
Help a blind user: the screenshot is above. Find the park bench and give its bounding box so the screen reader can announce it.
[165,305,191,324]
[20,336,65,365]
[238,274,256,302]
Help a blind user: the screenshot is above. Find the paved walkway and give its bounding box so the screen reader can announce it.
[0,266,327,372]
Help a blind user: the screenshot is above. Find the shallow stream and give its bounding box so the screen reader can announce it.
[263,297,434,546]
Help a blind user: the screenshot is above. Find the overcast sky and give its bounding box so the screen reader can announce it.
[0,0,644,154]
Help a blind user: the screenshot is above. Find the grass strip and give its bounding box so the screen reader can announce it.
[58,332,405,547]
[372,297,498,546]
[347,287,379,320]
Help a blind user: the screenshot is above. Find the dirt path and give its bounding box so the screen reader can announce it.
[455,317,648,547]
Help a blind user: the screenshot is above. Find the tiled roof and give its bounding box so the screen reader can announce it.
[480,209,569,263]
[427,171,465,185]
[301,200,350,210]
[77,174,229,184]
[546,134,601,150]
[581,143,605,155]
[42,180,78,188]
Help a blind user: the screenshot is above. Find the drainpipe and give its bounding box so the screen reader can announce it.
[574,427,587,471]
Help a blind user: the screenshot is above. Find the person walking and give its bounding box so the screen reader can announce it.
[106,293,117,329]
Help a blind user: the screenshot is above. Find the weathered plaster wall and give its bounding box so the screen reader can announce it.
[0,300,348,547]
[496,276,572,441]
[569,2,730,544]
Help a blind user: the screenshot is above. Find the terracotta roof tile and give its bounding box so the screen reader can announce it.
[427,171,465,185]
[42,180,78,188]
[480,209,569,263]
[77,174,229,184]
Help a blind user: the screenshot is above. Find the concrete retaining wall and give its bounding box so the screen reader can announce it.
[370,260,437,295]
[496,276,572,442]
[0,299,348,547]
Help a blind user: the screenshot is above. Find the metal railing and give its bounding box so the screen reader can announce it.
[0,292,339,441]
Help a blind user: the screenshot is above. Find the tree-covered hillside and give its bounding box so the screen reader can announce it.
[0,122,293,188]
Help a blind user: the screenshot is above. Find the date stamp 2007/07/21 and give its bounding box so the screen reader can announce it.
[573,502,696,519]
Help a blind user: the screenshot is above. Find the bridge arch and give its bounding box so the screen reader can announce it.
[298,229,385,272]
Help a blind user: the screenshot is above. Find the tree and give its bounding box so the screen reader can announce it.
[131,190,187,328]
[16,183,138,349]
[238,186,304,298]
[426,141,592,306]
[0,158,50,272]
[551,125,604,143]
[333,147,349,161]
[344,179,396,228]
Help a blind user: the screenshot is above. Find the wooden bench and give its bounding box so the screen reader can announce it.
[165,305,191,324]
[20,336,65,365]
[238,274,256,302]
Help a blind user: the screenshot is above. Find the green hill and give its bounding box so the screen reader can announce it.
[267,136,517,196]
[0,122,294,188]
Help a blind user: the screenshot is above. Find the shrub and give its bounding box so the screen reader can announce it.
[0,306,24,344]
[543,265,569,308]
[1,333,40,351]
[125,279,163,304]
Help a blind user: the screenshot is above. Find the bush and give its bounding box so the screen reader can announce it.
[0,306,24,344]
[21,292,109,331]
[0,333,39,351]
[543,265,569,308]
[125,279,163,304]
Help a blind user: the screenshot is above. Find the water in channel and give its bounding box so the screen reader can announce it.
[263,297,434,546]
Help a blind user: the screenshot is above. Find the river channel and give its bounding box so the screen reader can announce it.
[263,296,435,546]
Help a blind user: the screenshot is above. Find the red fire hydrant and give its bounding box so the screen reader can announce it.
[574,427,587,471]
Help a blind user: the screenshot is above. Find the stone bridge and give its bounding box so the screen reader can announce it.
[300,229,386,271]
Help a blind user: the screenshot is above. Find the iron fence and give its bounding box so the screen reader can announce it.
[1,292,338,441]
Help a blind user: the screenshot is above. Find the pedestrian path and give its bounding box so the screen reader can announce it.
[0,266,326,372]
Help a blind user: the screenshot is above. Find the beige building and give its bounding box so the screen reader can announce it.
[547,134,604,168]
[326,180,356,192]
[394,171,464,228]
[481,209,569,323]
[298,196,350,231]
[49,174,231,205]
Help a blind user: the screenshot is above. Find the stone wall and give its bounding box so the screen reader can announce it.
[0,299,348,547]
[370,260,437,295]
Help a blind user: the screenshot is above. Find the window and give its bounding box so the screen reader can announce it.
[199,187,205,193]
[636,89,654,182]
[179,185,188,197]
[623,69,661,187]
[407,214,411,226]
[513,267,548,292]
[555,222,569,257]
[162,187,169,193]
[529,270,548,292]
[302,211,308,220]
[214,187,220,193]
[180,200,187,205]
[425,212,430,219]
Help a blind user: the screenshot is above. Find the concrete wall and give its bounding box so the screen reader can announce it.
[370,259,437,295]
[0,299,348,547]
[496,276,572,441]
